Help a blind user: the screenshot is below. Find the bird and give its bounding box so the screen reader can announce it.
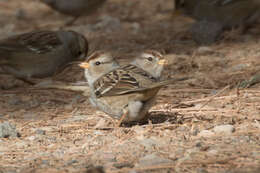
[0,30,88,84]
[40,0,107,25]
[173,0,260,44]
[79,50,187,126]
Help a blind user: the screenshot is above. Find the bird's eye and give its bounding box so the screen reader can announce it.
[147,57,153,61]
[78,51,82,55]
[95,61,101,66]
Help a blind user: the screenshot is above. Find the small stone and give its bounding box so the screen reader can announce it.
[66,159,78,166]
[195,141,202,148]
[0,121,20,138]
[27,136,37,141]
[94,119,108,129]
[230,64,249,72]
[139,138,158,149]
[8,97,22,105]
[92,151,116,163]
[197,168,209,173]
[15,8,27,20]
[213,125,235,135]
[208,149,218,155]
[198,130,214,137]
[136,153,172,167]
[35,129,46,135]
[197,46,214,55]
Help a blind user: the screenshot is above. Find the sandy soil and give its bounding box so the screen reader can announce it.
[0,0,260,173]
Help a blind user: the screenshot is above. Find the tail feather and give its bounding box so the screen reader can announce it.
[148,77,190,89]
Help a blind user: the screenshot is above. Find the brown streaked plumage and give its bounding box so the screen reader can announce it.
[0,30,88,84]
[79,50,187,125]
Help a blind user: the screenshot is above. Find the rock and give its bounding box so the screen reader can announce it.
[138,138,161,149]
[213,125,235,135]
[198,130,214,137]
[208,149,218,155]
[35,129,46,135]
[66,159,78,166]
[92,151,116,163]
[15,8,27,20]
[8,97,22,105]
[197,168,209,173]
[136,153,172,167]
[27,135,37,141]
[0,121,20,138]
[197,46,214,55]
[230,64,250,72]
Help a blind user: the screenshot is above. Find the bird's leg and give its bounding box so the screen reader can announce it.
[116,109,128,127]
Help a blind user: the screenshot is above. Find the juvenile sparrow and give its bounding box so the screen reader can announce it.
[0,30,88,84]
[41,0,107,25]
[174,0,260,44]
[80,50,185,125]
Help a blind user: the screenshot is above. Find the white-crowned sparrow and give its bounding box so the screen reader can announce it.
[79,50,185,125]
[0,30,88,84]
[174,0,260,44]
[40,0,107,25]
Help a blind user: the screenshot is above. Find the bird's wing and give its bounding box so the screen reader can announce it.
[93,63,190,97]
[0,31,62,54]
[93,66,142,97]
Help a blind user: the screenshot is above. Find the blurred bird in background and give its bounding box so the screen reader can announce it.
[40,0,107,25]
[0,30,88,85]
[173,0,260,44]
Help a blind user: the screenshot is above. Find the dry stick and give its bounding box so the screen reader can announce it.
[182,91,236,105]
[108,163,176,173]
[198,85,230,111]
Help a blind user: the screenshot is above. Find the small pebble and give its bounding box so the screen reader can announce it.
[35,129,46,135]
[0,121,20,138]
[198,130,214,137]
[197,46,214,55]
[213,125,235,135]
[136,153,172,167]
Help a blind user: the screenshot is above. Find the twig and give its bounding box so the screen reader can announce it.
[182,94,236,104]
[198,85,230,111]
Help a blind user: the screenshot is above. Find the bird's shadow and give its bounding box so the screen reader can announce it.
[121,111,184,127]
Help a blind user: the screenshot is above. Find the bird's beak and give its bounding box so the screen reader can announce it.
[158,59,167,65]
[79,62,89,69]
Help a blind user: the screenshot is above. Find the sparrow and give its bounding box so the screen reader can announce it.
[79,50,186,125]
[0,30,88,84]
[40,0,107,25]
[174,0,260,44]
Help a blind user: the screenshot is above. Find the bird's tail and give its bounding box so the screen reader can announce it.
[148,77,190,89]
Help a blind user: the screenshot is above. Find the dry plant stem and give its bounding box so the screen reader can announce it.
[198,85,230,111]
[109,163,176,173]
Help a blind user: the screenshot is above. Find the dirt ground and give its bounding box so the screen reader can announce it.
[0,0,260,173]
